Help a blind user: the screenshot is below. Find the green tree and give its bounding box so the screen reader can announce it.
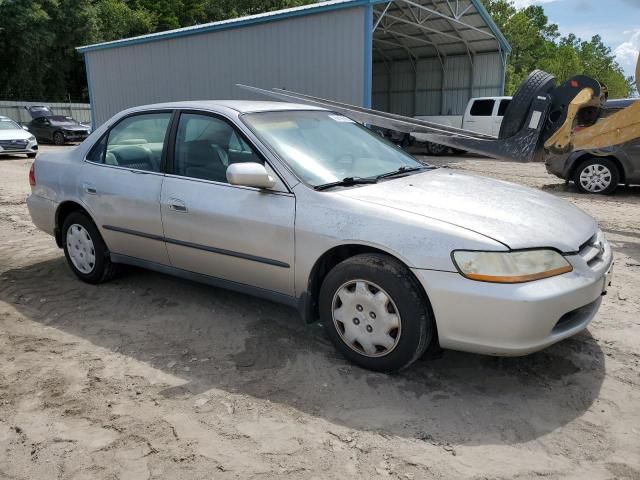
[483,0,633,98]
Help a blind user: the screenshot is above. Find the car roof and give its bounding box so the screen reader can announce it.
[603,98,638,110]
[131,100,327,114]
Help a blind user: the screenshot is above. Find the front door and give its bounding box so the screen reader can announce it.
[160,112,295,296]
[80,111,173,265]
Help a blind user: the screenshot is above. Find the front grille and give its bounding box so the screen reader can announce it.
[0,139,28,150]
[578,231,606,268]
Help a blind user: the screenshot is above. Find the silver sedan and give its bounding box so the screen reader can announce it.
[26,101,614,371]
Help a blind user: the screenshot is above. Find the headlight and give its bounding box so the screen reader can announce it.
[452,249,572,283]
[28,135,35,141]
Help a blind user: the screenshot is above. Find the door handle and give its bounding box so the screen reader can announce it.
[168,198,187,213]
[83,183,97,195]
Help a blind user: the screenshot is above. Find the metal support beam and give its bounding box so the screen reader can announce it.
[426,0,475,66]
[373,1,393,32]
[394,0,445,70]
[400,0,496,39]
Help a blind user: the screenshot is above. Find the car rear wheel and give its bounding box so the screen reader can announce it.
[426,141,449,156]
[53,131,65,146]
[573,157,620,195]
[62,212,118,284]
[319,253,434,372]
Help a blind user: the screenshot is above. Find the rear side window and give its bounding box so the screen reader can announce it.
[497,99,511,116]
[87,113,171,172]
[470,100,495,116]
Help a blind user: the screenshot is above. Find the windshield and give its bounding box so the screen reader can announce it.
[242,110,423,187]
[0,119,22,130]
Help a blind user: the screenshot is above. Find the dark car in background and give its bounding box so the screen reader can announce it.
[546,98,640,194]
[25,105,91,146]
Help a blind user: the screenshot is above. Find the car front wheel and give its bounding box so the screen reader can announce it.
[319,253,434,372]
[53,131,65,145]
[573,157,620,194]
[62,212,118,284]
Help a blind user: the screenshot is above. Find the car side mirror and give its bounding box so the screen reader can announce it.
[226,162,275,189]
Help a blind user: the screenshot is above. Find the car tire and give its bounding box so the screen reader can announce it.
[451,148,467,155]
[319,253,434,372]
[53,131,65,146]
[573,157,620,195]
[499,70,556,139]
[62,212,118,284]
[426,142,449,156]
[27,152,37,158]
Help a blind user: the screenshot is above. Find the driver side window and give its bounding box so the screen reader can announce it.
[173,113,263,183]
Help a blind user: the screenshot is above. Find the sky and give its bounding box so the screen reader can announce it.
[510,0,639,79]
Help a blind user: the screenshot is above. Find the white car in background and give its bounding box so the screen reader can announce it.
[0,116,38,158]
[411,96,512,155]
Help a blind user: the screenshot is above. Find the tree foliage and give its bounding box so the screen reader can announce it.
[0,0,313,101]
[483,0,633,98]
[0,0,633,101]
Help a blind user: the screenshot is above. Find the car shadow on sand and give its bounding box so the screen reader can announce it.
[0,257,606,447]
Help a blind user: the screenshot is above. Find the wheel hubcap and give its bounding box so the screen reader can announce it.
[66,224,96,274]
[579,164,612,193]
[332,280,401,358]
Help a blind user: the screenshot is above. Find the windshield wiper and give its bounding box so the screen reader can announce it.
[314,176,378,191]
[375,165,430,180]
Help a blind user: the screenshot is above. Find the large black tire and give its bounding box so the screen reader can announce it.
[53,131,65,146]
[572,157,620,195]
[62,211,118,284]
[499,70,556,139]
[319,253,434,372]
[425,142,449,156]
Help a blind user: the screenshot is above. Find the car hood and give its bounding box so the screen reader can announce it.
[0,129,32,141]
[336,168,597,252]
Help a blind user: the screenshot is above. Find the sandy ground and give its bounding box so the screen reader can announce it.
[0,145,639,479]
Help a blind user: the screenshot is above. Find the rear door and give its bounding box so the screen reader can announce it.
[493,99,511,136]
[160,111,295,296]
[30,117,49,141]
[79,111,173,265]
[464,99,495,135]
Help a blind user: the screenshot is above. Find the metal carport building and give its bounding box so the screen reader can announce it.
[78,0,510,127]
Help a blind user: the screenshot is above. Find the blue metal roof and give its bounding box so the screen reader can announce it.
[77,0,510,55]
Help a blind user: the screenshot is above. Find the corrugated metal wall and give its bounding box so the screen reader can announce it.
[0,101,92,124]
[86,8,365,126]
[373,52,504,116]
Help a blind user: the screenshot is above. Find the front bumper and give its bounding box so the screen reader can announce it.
[63,131,89,142]
[412,237,613,356]
[0,139,38,155]
[545,153,571,179]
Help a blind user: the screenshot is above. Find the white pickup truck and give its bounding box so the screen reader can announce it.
[411,96,512,155]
